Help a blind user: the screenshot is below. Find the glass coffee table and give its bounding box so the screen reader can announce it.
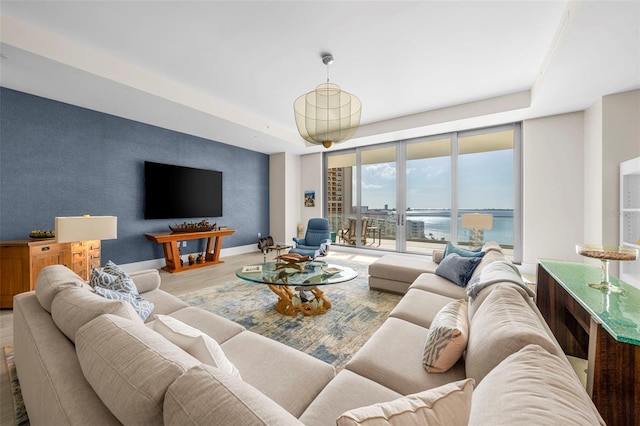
[236,261,357,316]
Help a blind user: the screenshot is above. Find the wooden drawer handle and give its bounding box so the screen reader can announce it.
[41,247,50,251]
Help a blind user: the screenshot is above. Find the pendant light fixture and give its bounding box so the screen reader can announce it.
[293,53,362,149]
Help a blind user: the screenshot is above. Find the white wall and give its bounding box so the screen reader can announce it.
[299,153,324,234]
[583,98,603,247]
[602,90,640,245]
[582,89,640,275]
[522,112,585,266]
[602,89,640,275]
[269,152,300,244]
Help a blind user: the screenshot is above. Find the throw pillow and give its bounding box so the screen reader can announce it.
[90,268,138,294]
[154,314,241,379]
[443,242,484,259]
[423,299,469,373]
[94,286,155,321]
[435,253,481,287]
[336,378,474,426]
[90,260,154,321]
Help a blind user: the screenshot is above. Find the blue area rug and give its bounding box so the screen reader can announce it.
[178,258,402,370]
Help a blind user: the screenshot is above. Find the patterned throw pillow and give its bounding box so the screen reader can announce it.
[94,286,155,321]
[90,260,154,321]
[423,299,469,373]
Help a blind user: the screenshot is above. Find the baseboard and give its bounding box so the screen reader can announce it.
[118,244,258,273]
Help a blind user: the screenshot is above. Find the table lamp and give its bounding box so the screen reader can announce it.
[55,215,118,243]
[461,213,493,247]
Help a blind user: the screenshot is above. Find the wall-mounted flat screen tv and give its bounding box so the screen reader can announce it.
[144,161,223,219]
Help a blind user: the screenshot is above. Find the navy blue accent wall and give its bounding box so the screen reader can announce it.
[0,88,269,264]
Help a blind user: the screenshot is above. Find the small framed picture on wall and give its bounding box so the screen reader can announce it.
[304,190,315,207]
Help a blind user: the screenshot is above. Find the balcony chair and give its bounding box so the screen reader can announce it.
[290,218,331,259]
[346,217,370,245]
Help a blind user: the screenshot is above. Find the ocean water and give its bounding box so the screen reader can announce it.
[417,214,514,245]
[365,209,514,246]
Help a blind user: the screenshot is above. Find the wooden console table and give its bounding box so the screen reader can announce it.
[144,229,235,273]
[537,260,640,425]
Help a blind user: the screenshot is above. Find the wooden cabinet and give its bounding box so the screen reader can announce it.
[70,240,101,280]
[0,239,101,308]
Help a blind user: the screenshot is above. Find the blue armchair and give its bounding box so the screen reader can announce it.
[290,218,331,259]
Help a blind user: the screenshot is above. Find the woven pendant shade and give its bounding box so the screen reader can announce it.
[293,55,362,149]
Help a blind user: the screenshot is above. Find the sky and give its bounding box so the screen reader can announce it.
[360,149,514,210]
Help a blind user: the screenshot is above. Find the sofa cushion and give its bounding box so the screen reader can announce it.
[128,269,161,293]
[140,288,189,318]
[368,255,438,285]
[51,286,143,342]
[35,264,86,313]
[468,249,506,282]
[345,318,466,395]
[466,285,561,384]
[75,314,200,425]
[435,253,481,286]
[423,299,468,373]
[299,370,403,426]
[408,273,467,299]
[153,314,241,378]
[389,288,455,329]
[164,364,303,426]
[470,344,604,425]
[221,330,336,417]
[481,241,503,253]
[337,378,474,426]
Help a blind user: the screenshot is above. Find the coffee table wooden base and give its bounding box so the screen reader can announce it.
[267,284,332,316]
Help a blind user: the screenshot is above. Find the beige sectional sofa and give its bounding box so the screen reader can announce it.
[13,242,604,425]
[13,265,334,425]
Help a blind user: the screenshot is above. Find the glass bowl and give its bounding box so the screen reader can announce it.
[576,244,638,292]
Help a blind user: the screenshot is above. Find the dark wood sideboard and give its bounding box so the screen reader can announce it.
[536,260,639,426]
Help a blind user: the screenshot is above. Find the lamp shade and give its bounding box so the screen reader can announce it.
[55,215,118,243]
[294,83,361,149]
[461,213,493,230]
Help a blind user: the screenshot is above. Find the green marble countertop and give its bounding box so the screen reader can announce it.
[539,259,640,345]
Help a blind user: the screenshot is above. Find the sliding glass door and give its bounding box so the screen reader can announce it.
[360,146,397,249]
[325,123,521,261]
[404,137,452,253]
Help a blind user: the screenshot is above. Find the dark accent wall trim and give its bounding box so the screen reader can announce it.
[0,88,269,265]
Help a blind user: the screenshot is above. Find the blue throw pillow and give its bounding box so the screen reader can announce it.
[435,253,482,287]
[443,242,484,259]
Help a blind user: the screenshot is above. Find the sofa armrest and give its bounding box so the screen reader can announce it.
[432,250,444,264]
[130,269,161,293]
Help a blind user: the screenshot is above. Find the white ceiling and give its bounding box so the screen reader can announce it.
[1,1,638,155]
